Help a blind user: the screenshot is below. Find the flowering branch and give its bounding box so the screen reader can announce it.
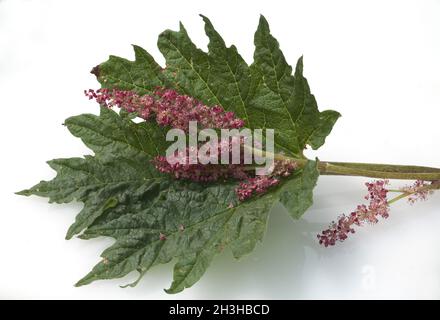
[19,16,440,292]
[317,180,439,247]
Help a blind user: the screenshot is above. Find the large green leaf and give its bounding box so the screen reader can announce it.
[18,16,336,293]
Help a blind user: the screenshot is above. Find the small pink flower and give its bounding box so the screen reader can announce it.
[235,176,280,201]
[401,180,433,204]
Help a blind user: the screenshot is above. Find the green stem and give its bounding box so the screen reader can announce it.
[317,161,440,181]
[387,192,412,205]
[244,145,440,181]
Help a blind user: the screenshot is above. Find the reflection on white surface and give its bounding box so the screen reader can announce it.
[1,0,439,299]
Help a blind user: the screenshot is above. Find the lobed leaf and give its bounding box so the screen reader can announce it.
[18,16,337,293]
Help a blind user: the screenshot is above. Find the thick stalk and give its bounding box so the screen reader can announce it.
[244,145,440,181]
[317,161,440,181]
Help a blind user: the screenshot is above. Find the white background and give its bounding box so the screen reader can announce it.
[1,0,440,299]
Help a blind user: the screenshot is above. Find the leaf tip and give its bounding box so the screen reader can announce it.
[74,280,85,288]
[258,14,269,29]
[131,43,145,52]
[199,14,213,27]
[200,14,212,30]
[75,273,96,287]
[65,232,74,241]
[164,287,181,295]
[15,189,30,196]
[296,56,304,73]
[178,21,186,32]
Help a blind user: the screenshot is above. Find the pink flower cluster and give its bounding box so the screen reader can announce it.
[152,137,249,182]
[401,180,434,204]
[271,159,298,177]
[235,160,298,201]
[153,150,297,200]
[364,180,390,220]
[85,88,244,131]
[317,180,390,247]
[235,176,280,201]
[153,155,248,182]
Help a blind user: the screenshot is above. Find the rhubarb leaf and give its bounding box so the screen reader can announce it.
[18,16,335,293]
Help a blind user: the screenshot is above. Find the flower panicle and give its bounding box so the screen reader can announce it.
[317,180,390,247]
[318,179,437,247]
[235,159,298,201]
[153,148,298,200]
[153,155,248,183]
[85,88,245,131]
[235,176,280,201]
